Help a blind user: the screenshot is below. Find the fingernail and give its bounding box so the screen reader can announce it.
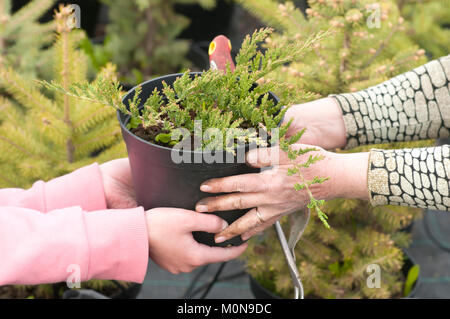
[215,236,226,244]
[241,233,251,241]
[200,184,212,192]
[221,220,228,230]
[246,151,257,165]
[196,204,208,212]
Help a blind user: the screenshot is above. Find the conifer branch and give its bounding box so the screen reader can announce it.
[361,23,400,69]
[74,129,121,150]
[5,0,55,32]
[0,3,125,197]
[0,134,37,159]
[73,104,115,131]
[339,31,350,80]
[0,171,18,188]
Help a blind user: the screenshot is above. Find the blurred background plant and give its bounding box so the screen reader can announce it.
[234,0,442,298]
[0,3,128,298]
[0,4,126,189]
[396,0,450,60]
[82,0,217,85]
[0,0,56,80]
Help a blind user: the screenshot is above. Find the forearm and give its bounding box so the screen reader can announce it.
[0,163,107,212]
[329,152,370,201]
[0,206,148,285]
[331,55,450,149]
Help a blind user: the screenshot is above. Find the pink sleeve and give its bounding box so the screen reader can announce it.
[0,206,148,285]
[0,163,108,212]
[0,164,149,285]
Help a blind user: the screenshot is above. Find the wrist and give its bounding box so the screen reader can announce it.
[328,152,370,200]
[325,97,347,148]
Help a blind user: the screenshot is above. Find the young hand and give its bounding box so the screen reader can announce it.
[99,158,137,209]
[195,145,369,243]
[145,208,248,274]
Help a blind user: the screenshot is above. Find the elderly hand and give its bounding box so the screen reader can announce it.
[283,97,347,150]
[196,145,369,243]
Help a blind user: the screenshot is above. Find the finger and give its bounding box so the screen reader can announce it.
[193,242,248,265]
[200,173,268,194]
[214,206,284,243]
[240,204,301,240]
[246,144,324,168]
[184,211,229,233]
[196,192,277,213]
[245,146,289,168]
[241,215,280,241]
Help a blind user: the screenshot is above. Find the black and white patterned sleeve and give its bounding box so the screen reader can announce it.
[367,145,450,210]
[331,55,450,210]
[331,55,450,149]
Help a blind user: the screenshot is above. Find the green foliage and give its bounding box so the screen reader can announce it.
[237,0,428,299]
[85,0,217,84]
[0,0,56,79]
[237,0,428,97]
[245,201,422,299]
[44,27,328,153]
[0,6,126,189]
[397,0,450,60]
[403,264,419,297]
[44,27,331,227]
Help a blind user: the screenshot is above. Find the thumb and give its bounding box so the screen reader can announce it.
[186,212,228,233]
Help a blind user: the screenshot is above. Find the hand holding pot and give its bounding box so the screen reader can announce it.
[196,145,370,243]
[283,97,347,150]
[100,158,246,273]
[100,158,137,209]
[145,208,248,274]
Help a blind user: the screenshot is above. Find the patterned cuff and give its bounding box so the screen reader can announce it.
[367,145,450,211]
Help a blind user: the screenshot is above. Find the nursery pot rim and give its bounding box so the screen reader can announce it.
[117,72,280,156]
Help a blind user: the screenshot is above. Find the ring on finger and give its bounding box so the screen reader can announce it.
[255,208,265,225]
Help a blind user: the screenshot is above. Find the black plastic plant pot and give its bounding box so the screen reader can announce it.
[118,72,280,247]
[249,250,421,299]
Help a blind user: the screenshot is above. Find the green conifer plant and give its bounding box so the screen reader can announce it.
[44,27,332,226]
[0,5,126,189]
[0,0,56,79]
[396,0,450,60]
[235,0,427,298]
